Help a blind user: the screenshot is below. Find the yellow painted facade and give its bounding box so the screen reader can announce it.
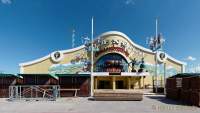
[21,47,86,74]
[19,31,186,89]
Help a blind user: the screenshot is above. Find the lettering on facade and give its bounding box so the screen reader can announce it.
[95,38,144,58]
[95,47,129,57]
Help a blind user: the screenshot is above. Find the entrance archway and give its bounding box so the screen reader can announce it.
[94,53,129,72]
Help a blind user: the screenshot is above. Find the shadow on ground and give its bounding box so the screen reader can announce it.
[145,95,183,105]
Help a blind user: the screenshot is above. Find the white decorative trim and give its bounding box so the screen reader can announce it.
[19,31,186,68]
[95,31,153,53]
[78,72,91,74]
[19,45,85,67]
[121,72,150,76]
[20,67,24,74]
[166,53,187,65]
[61,45,85,53]
[92,72,109,76]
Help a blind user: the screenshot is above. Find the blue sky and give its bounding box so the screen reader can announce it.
[0,0,200,73]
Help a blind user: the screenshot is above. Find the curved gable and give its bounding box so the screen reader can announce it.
[19,31,186,74]
[96,31,186,66]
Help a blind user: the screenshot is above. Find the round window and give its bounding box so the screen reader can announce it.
[51,51,64,63]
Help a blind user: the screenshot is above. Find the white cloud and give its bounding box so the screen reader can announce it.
[125,0,135,5]
[185,56,196,61]
[1,0,12,4]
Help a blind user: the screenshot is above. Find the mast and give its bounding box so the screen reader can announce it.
[90,17,94,96]
[155,18,158,93]
[91,17,94,74]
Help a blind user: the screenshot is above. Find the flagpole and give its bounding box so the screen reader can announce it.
[155,18,158,93]
[90,17,94,96]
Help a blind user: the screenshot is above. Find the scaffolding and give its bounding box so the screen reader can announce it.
[9,85,60,101]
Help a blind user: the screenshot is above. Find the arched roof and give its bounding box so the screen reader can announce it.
[96,31,186,65]
[19,31,186,67]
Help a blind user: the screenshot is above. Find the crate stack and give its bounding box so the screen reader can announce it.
[166,74,200,107]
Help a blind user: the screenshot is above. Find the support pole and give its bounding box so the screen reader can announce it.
[95,77,98,89]
[155,53,158,93]
[155,18,158,93]
[164,63,166,95]
[90,17,94,96]
[143,76,145,89]
[112,76,116,90]
[128,77,131,90]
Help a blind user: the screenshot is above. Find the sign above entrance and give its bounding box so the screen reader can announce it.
[95,47,129,57]
[94,38,144,58]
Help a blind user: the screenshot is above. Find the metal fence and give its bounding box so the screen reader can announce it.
[9,85,60,101]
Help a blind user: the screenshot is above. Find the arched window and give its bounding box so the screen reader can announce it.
[95,53,128,72]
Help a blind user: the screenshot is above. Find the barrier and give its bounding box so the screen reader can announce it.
[9,85,60,101]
